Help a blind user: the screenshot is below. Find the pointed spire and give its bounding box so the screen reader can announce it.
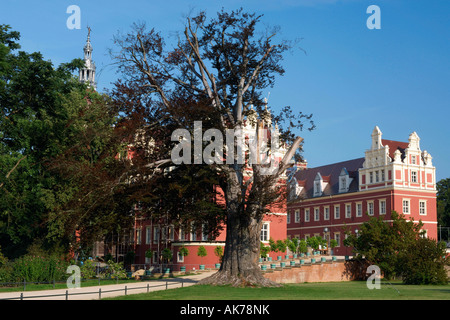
[79,26,96,90]
[371,126,382,150]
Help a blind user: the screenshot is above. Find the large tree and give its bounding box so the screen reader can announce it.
[0,25,128,258]
[437,178,450,235]
[111,9,314,286]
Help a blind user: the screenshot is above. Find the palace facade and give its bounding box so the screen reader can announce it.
[286,126,437,256]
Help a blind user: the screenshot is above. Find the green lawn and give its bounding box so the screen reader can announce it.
[105,280,450,300]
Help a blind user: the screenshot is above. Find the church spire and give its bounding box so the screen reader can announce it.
[79,26,96,90]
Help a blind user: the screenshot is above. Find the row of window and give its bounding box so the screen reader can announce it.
[365,169,426,184]
[135,225,209,245]
[367,169,386,184]
[288,199,427,224]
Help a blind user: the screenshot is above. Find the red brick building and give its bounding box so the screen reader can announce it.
[287,126,437,256]
[130,106,289,270]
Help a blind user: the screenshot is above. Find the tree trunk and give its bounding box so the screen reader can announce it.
[199,172,280,287]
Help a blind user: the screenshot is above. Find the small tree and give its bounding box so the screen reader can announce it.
[260,242,270,259]
[287,238,299,255]
[329,239,338,254]
[161,248,173,272]
[306,236,319,251]
[269,238,278,254]
[298,239,308,255]
[178,246,189,259]
[276,240,287,255]
[145,249,154,261]
[214,246,224,263]
[197,246,207,265]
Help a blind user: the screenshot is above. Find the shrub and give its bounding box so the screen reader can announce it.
[105,260,126,279]
[398,238,449,285]
[80,259,97,279]
[10,254,69,282]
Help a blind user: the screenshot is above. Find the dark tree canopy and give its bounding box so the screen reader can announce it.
[111,8,314,286]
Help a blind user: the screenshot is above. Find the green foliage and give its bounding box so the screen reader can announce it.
[269,238,278,253]
[161,248,173,263]
[105,259,126,279]
[197,246,207,258]
[178,246,189,257]
[214,246,223,262]
[260,242,270,258]
[276,239,287,254]
[80,259,97,279]
[287,238,299,254]
[306,236,326,250]
[145,249,154,259]
[437,178,450,229]
[329,239,338,249]
[398,238,449,285]
[345,211,448,284]
[298,239,308,254]
[0,24,122,258]
[9,254,69,283]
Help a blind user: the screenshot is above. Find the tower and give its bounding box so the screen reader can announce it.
[79,26,96,90]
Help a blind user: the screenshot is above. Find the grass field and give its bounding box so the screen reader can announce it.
[105,280,450,300]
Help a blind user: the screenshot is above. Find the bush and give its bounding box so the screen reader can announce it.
[80,259,97,279]
[398,238,449,285]
[105,260,126,279]
[10,255,69,283]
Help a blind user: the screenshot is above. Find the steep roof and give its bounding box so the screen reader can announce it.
[382,139,409,160]
[293,157,365,198]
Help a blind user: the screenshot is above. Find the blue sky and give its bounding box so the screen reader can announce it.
[1,0,449,181]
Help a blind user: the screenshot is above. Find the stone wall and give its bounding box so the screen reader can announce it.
[263,261,354,284]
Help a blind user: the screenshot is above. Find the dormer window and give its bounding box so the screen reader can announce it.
[339,168,353,193]
[313,173,323,197]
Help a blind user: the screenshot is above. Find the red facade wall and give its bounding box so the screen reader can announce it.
[287,187,437,256]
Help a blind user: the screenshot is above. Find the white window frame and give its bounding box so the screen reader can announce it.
[345,203,352,219]
[368,201,374,216]
[419,200,427,215]
[403,199,410,214]
[379,199,386,215]
[411,171,418,183]
[153,226,160,243]
[295,209,300,223]
[334,205,340,219]
[145,227,151,244]
[356,202,362,217]
[334,232,341,247]
[324,206,330,220]
[314,207,320,221]
[305,208,310,222]
[260,222,269,242]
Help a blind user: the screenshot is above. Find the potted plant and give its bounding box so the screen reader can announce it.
[214,246,223,268]
[268,238,278,261]
[299,239,307,258]
[276,239,287,260]
[329,239,338,256]
[161,248,173,275]
[260,242,270,262]
[287,238,299,259]
[197,246,207,270]
[178,246,189,272]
